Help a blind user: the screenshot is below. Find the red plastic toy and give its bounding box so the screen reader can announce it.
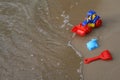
[72,23,92,36]
[84,50,112,64]
[71,10,102,36]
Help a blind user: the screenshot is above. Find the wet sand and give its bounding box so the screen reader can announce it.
[72,0,120,80]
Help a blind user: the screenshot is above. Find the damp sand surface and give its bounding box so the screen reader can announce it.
[71,0,120,80]
[0,0,120,80]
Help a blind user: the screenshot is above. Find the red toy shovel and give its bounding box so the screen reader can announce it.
[84,50,112,64]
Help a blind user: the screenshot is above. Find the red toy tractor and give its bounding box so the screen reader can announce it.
[71,10,102,36]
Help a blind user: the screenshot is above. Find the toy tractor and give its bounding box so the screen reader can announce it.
[72,10,102,36]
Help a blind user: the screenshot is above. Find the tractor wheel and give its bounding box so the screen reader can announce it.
[95,19,102,28]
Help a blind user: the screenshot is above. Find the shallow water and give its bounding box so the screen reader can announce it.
[0,0,82,80]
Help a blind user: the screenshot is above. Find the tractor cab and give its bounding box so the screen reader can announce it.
[82,10,100,28]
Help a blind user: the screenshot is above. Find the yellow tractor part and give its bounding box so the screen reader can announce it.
[88,23,95,28]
